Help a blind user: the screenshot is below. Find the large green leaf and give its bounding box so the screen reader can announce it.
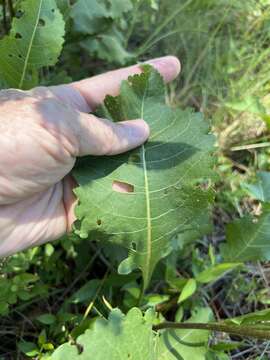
[73,66,215,288]
[51,307,156,360]
[70,0,132,34]
[70,0,109,35]
[157,307,213,360]
[80,28,134,65]
[71,0,133,64]
[222,204,270,262]
[0,0,65,89]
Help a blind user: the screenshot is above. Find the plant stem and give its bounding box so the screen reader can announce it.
[125,0,142,48]
[231,142,270,151]
[136,0,193,56]
[153,322,270,340]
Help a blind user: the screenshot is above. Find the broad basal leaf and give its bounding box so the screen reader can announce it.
[73,66,215,288]
[222,204,270,262]
[0,0,65,89]
[51,307,156,360]
[157,307,213,360]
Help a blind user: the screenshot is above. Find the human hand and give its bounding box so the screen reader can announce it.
[0,56,180,257]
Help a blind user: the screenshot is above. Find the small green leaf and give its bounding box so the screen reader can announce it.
[18,341,39,357]
[226,308,270,326]
[38,329,47,346]
[0,302,9,315]
[196,263,242,284]
[43,343,55,350]
[68,279,100,304]
[36,314,57,325]
[211,342,244,352]
[45,243,54,257]
[178,278,197,304]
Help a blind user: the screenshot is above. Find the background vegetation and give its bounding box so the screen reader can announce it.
[1,0,270,358]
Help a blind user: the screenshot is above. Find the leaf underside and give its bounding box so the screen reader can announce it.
[0,0,65,89]
[73,66,215,288]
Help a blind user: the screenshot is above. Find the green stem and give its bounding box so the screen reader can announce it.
[153,322,270,341]
[125,0,143,48]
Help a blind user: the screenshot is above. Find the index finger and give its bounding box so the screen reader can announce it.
[71,56,181,111]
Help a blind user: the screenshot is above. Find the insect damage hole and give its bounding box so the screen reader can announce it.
[38,18,46,26]
[15,10,24,18]
[97,219,102,226]
[112,181,134,193]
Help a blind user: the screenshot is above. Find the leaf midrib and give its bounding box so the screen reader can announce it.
[19,0,43,89]
[140,83,151,287]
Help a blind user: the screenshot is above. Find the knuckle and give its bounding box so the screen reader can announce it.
[103,122,119,155]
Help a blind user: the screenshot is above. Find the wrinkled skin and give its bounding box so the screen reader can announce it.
[0,56,180,257]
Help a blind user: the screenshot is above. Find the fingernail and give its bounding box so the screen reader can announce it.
[146,56,167,66]
[123,119,150,142]
[144,56,181,81]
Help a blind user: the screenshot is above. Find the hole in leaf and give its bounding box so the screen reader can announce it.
[15,33,22,39]
[18,54,22,58]
[131,242,136,251]
[112,181,134,193]
[97,219,102,226]
[38,18,46,26]
[51,8,55,12]
[15,10,24,18]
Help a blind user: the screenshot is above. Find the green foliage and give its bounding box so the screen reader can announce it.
[222,204,270,262]
[242,171,270,202]
[70,0,134,64]
[73,66,215,288]
[52,308,156,359]
[157,308,213,360]
[178,278,197,304]
[195,263,242,284]
[1,0,270,358]
[0,272,46,315]
[52,307,213,359]
[0,0,65,89]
